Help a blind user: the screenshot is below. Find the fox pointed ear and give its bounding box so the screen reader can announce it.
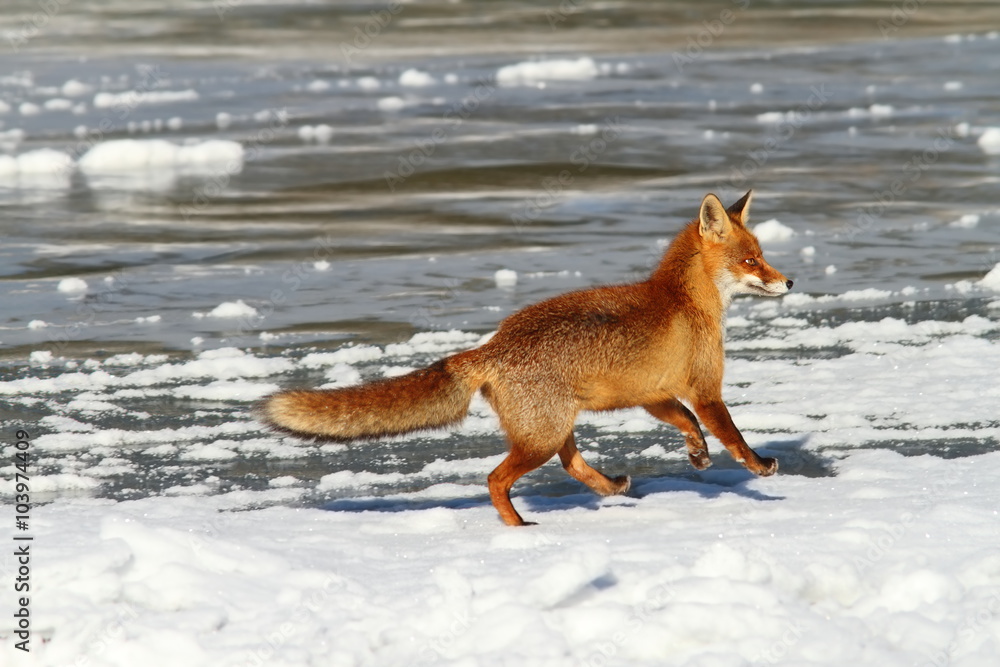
[699,193,732,240]
[727,190,753,226]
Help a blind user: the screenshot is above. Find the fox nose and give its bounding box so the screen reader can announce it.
[786,279,794,289]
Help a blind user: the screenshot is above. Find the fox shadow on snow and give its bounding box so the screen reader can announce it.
[321,436,833,519]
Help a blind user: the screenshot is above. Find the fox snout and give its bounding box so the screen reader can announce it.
[747,273,793,296]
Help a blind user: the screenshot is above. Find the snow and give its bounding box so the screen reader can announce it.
[846,104,895,119]
[951,213,980,228]
[297,124,334,142]
[3,319,1000,665]
[78,139,244,174]
[496,57,600,86]
[92,89,199,109]
[494,268,518,287]
[57,277,88,294]
[4,451,1000,665]
[43,98,73,111]
[376,96,406,112]
[0,149,74,182]
[28,350,53,365]
[205,300,257,319]
[753,218,796,243]
[76,138,245,190]
[399,68,436,87]
[980,263,1000,291]
[61,79,94,97]
[978,128,1000,155]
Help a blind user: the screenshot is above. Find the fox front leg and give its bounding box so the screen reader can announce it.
[693,400,777,476]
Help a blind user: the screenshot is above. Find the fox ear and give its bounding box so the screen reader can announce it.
[727,190,753,226]
[699,193,732,240]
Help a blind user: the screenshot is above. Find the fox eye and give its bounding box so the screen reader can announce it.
[745,257,758,266]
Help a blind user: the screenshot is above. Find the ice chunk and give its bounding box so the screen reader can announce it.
[753,218,795,242]
[58,277,89,294]
[977,128,1000,155]
[399,69,436,87]
[494,269,517,287]
[496,57,599,86]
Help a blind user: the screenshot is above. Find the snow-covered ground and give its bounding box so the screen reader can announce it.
[3,451,1000,666]
[3,297,1000,666]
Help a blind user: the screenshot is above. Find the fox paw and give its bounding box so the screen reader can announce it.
[688,449,712,470]
[756,457,779,476]
[610,475,631,495]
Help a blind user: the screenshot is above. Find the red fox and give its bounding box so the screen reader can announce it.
[261,191,793,526]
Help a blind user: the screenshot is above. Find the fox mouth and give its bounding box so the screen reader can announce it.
[747,283,788,297]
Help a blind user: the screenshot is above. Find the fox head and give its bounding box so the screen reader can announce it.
[698,190,793,302]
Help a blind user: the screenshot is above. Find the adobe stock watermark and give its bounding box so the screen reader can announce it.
[673,0,751,72]
[70,604,142,666]
[924,590,1000,667]
[340,1,404,63]
[510,116,628,231]
[6,0,71,52]
[237,575,348,667]
[545,0,585,31]
[416,609,472,665]
[877,0,929,39]
[582,583,676,666]
[383,80,497,192]
[751,619,805,665]
[224,232,342,344]
[719,84,831,193]
[853,476,951,575]
[179,108,290,222]
[411,277,463,331]
[852,511,917,575]
[845,126,957,241]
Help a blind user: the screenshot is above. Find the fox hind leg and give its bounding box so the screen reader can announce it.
[485,388,579,526]
[644,398,713,470]
[487,447,555,526]
[558,433,630,496]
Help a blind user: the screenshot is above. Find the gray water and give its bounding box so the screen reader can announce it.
[1,0,999,502]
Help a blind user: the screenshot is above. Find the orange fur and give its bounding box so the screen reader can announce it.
[260,191,792,526]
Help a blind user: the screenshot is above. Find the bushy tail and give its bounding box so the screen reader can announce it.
[259,358,480,441]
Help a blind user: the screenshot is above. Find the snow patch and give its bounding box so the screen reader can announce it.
[753,219,795,243]
[496,58,600,86]
[58,277,89,294]
[977,127,1000,155]
[494,269,518,287]
[399,69,436,87]
[980,263,1000,291]
[79,139,244,174]
[93,89,199,108]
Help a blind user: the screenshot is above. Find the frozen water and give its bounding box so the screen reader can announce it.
[1,2,999,664]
